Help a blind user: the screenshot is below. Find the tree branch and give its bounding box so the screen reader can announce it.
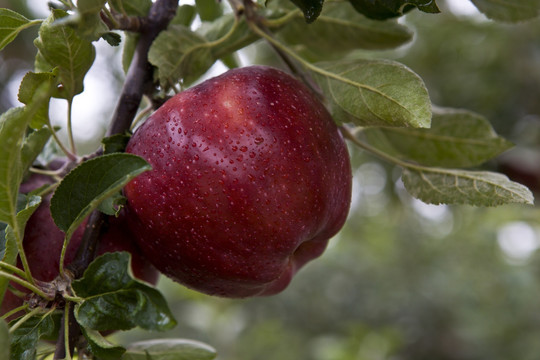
[53,1,179,358]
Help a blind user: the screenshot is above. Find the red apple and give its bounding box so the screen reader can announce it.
[124,65,352,297]
[0,176,159,320]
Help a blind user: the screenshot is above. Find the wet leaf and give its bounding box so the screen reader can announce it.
[73,252,176,331]
[50,153,150,240]
[362,108,513,167]
[402,168,534,206]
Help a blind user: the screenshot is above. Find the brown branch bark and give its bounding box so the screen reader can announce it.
[53,1,179,358]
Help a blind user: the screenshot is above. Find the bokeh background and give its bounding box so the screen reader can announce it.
[2,0,540,359]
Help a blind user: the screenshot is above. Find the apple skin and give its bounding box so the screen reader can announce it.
[0,177,159,319]
[124,65,352,297]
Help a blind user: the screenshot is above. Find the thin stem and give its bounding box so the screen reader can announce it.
[1,303,29,321]
[130,100,154,131]
[62,294,83,303]
[28,167,61,177]
[63,303,72,360]
[46,122,77,162]
[30,183,58,199]
[8,307,43,333]
[19,19,43,32]
[14,233,35,287]
[264,9,301,27]
[171,83,181,94]
[53,298,78,360]
[208,16,240,48]
[0,261,28,280]
[66,100,77,155]
[58,234,70,279]
[101,7,120,28]
[341,125,458,175]
[0,271,52,300]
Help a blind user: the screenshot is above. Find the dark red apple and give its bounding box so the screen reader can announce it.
[124,65,352,297]
[0,182,159,319]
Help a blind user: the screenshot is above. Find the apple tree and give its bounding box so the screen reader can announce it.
[0,0,538,359]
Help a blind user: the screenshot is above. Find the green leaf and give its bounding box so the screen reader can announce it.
[470,0,540,22]
[98,192,126,216]
[69,0,110,43]
[77,0,107,14]
[49,153,151,240]
[34,9,96,100]
[73,12,110,42]
[276,2,413,61]
[34,50,53,73]
[199,15,257,61]
[171,5,197,27]
[102,133,131,154]
[0,319,9,359]
[9,313,58,360]
[0,222,7,260]
[148,25,215,88]
[8,195,42,242]
[0,195,40,308]
[17,71,55,129]
[362,108,513,168]
[402,168,535,206]
[289,0,324,23]
[82,327,126,360]
[18,71,55,106]
[313,59,431,127]
[102,32,122,46]
[20,127,52,172]
[122,33,138,73]
[109,0,152,16]
[0,108,26,225]
[347,0,440,20]
[73,252,176,331]
[123,339,217,360]
[0,8,37,51]
[195,0,223,21]
[72,252,134,298]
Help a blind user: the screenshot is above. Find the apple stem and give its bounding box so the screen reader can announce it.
[0,271,52,301]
